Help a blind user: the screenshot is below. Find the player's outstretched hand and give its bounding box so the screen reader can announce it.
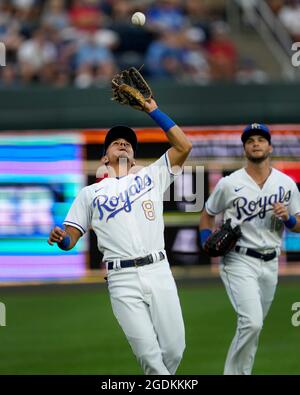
[272,203,289,221]
[144,98,158,113]
[48,226,67,245]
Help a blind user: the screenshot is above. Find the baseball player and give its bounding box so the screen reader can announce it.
[199,123,300,375]
[48,97,192,375]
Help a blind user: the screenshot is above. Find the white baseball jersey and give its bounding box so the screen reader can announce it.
[206,167,300,250]
[63,152,178,261]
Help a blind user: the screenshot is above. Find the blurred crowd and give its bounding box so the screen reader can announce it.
[267,0,300,41]
[0,0,268,88]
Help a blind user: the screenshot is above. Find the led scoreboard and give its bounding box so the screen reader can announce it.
[0,133,86,281]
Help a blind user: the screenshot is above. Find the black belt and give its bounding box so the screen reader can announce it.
[107,252,165,270]
[235,246,276,262]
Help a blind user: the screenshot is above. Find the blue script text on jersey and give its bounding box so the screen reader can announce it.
[233,186,291,222]
[93,174,154,221]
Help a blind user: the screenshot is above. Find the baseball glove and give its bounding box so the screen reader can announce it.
[111,67,152,111]
[203,219,242,257]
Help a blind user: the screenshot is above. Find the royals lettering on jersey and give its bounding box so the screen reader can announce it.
[63,152,179,261]
[206,168,300,250]
[93,174,154,222]
[234,186,291,222]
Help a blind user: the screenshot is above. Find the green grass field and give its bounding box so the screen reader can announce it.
[0,280,299,375]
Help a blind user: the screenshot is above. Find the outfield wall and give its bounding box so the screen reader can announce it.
[1,83,300,131]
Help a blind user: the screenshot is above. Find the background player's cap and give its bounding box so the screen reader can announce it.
[104,125,138,155]
[241,123,271,145]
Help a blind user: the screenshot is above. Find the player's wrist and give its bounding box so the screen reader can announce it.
[144,100,158,113]
[199,229,212,248]
[284,215,297,229]
[57,234,71,250]
[148,108,176,132]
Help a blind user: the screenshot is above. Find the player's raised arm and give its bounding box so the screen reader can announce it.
[47,225,82,250]
[144,99,192,168]
[111,67,192,168]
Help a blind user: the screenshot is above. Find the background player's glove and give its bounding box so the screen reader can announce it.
[111,67,152,111]
[203,219,242,257]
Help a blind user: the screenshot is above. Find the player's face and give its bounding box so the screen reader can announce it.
[244,135,272,163]
[105,138,135,165]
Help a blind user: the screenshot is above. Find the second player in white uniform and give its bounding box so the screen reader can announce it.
[48,97,192,375]
[200,123,300,375]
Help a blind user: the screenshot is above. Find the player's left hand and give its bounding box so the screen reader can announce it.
[144,98,158,113]
[272,203,289,221]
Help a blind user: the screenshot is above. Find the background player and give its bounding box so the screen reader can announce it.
[48,95,192,375]
[199,123,300,375]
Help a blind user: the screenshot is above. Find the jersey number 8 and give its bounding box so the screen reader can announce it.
[142,200,155,221]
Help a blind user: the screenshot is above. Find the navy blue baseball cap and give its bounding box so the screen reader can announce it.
[241,123,271,145]
[104,125,137,155]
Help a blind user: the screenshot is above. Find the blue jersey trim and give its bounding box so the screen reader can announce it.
[63,221,85,235]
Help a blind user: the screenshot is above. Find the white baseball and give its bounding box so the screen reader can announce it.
[131,12,146,26]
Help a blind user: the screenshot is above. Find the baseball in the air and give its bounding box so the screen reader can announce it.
[131,12,146,26]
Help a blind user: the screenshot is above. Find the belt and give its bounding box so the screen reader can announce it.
[107,251,165,270]
[235,246,276,262]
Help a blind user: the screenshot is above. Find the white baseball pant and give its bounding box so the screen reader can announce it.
[220,250,278,375]
[107,258,185,375]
